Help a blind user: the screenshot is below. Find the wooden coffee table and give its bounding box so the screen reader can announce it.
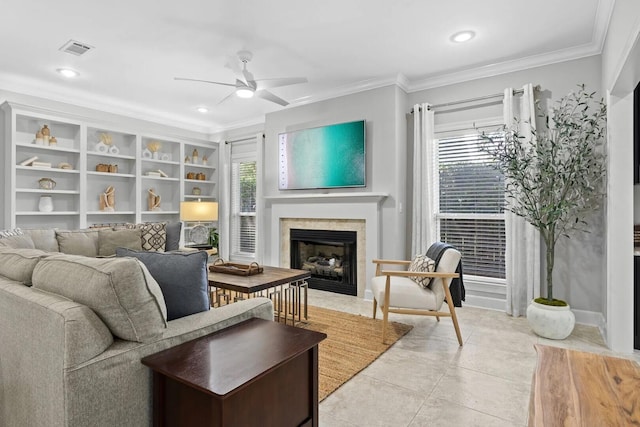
[208,266,310,325]
[142,318,327,427]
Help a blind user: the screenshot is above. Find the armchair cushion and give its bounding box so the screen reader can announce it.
[371,275,440,311]
[408,254,436,288]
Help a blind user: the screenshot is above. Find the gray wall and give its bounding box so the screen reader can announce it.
[262,85,408,262]
[407,55,604,314]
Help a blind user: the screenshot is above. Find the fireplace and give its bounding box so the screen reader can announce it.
[290,228,357,296]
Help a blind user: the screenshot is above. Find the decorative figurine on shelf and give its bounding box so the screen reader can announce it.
[38,177,56,190]
[35,130,44,145]
[202,155,208,166]
[41,125,50,144]
[192,149,199,164]
[185,155,191,164]
[99,186,115,212]
[148,188,161,211]
[147,141,161,160]
[49,136,57,147]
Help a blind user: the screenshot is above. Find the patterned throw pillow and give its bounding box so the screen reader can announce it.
[0,228,23,238]
[408,254,436,289]
[137,222,166,252]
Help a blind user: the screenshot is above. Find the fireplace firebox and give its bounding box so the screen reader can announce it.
[290,229,357,296]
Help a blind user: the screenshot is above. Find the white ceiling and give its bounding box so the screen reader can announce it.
[0,0,613,133]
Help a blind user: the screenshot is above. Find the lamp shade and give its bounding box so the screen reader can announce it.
[180,201,218,222]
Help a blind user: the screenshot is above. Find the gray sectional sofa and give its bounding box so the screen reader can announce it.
[0,228,274,427]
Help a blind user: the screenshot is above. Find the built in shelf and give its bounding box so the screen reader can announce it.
[16,165,80,174]
[87,211,136,215]
[185,179,216,184]
[87,171,136,178]
[264,192,388,204]
[141,210,179,215]
[16,189,80,194]
[141,158,180,166]
[185,163,216,171]
[16,142,80,153]
[16,211,79,216]
[87,151,136,160]
[142,176,179,182]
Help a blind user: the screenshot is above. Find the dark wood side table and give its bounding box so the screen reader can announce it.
[141,318,326,427]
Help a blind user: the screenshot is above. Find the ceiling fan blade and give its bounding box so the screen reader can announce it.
[174,77,236,87]
[217,90,237,105]
[255,89,289,106]
[255,77,308,90]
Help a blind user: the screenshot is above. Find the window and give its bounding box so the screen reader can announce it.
[230,145,257,259]
[436,132,506,279]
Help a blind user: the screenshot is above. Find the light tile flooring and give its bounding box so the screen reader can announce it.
[308,289,640,427]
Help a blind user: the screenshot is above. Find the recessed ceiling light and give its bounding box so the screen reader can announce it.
[451,31,476,43]
[56,68,79,78]
[236,87,255,99]
[196,107,209,113]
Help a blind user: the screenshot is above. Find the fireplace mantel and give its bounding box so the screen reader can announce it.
[265,192,388,204]
[267,192,387,300]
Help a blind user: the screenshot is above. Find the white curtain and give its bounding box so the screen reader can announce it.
[411,103,437,256]
[503,84,541,317]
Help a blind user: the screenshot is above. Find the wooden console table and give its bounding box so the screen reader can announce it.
[142,318,326,427]
[529,344,640,426]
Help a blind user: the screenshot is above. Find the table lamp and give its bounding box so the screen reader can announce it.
[180,200,218,245]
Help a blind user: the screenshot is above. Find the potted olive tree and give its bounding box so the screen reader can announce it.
[481,85,607,339]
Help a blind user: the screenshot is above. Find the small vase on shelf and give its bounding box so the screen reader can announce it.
[38,195,53,212]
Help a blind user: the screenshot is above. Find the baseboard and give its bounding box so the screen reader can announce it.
[462,294,505,311]
[572,308,606,330]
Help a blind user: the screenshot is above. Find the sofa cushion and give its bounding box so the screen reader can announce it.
[23,229,60,252]
[56,230,99,256]
[32,254,168,343]
[98,228,142,256]
[0,234,36,249]
[165,222,182,251]
[116,248,210,321]
[0,248,50,285]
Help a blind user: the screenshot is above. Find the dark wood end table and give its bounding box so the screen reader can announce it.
[141,318,326,427]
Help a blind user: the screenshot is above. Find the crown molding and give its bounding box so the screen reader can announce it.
[593,0,616,52]
[0,73,217,134]
[407,42,602,92]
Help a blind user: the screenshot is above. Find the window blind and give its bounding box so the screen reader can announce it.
[230,154,257,257]
[436,133,506,279]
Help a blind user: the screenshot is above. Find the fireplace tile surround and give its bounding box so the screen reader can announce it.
[265,192,388,299]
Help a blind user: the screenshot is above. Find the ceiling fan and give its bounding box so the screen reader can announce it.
[174,50,307,106]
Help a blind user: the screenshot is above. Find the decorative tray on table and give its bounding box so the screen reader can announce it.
[209,260,264,276]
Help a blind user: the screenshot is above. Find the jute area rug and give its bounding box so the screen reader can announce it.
[281,305,413,401]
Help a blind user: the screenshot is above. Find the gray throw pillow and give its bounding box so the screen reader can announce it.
[165,222,182,251]
[116,248,210,321]
[98,228,142,256]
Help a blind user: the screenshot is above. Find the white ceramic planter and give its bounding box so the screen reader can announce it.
[526,300,575,340]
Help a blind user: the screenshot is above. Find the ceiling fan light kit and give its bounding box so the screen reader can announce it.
[175,50,307,107]
[236,87,255,98]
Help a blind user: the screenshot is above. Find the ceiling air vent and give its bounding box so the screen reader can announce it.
[59,40,94,56]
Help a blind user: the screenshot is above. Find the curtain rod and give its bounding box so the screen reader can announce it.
[411,88,526,113]
[224,134,265,145]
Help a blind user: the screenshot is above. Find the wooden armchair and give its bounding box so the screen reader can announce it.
[371,247,462,345]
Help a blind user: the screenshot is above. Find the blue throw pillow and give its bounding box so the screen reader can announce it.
[116,248,209,320]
